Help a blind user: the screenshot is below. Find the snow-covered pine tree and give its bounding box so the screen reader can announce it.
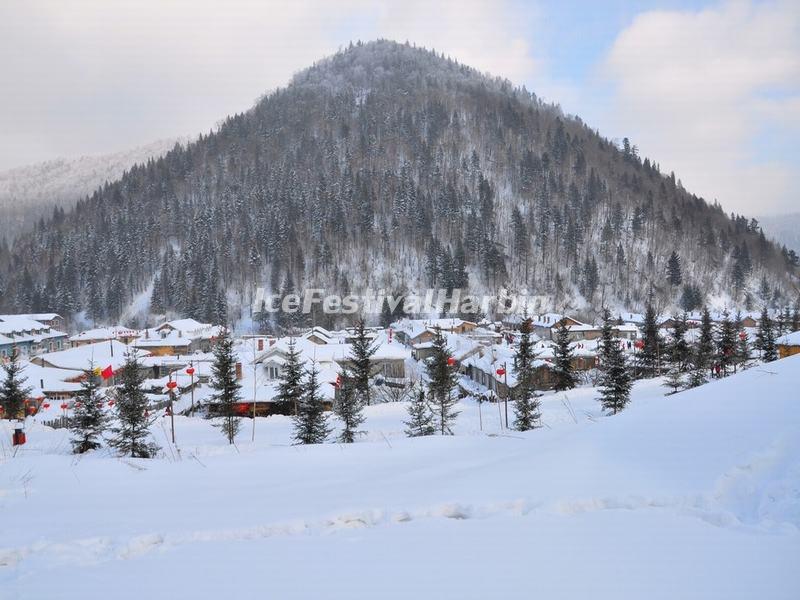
[274,338,303,415]
[346,318,377,406]
[667,250,682,286]
[757,307,778,363]
[666,313,690,372]
[209,329,242,444]
[597,309,632,414]
[663,365,684,394]
[716,310,737,376]
[0,349,31,421]
[552,320,577,391]
[637,302,660,377]
[70,362,109,453]
[108,351,158,458]
[696,306,715,372]
[426,327,460,435]
[334,377,364,443]
[293,364,330,444]
[404,387,435,437]
[512,317,541,431]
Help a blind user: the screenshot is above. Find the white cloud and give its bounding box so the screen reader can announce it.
[0,0,538,170]
[601,0,800,215]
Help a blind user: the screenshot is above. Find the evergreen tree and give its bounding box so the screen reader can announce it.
[380,297,393,328]
[346,318,377,406]
[108,352,158,458]
[552,320,577,391]
[666,313,690,372]
[293,364,331,444]
[757,307,778,363]
[637,302,661,377]
[404,387,435,437]
[716,310,737,376]
[597,309,632,414]
[426,327,460,435]
[0,349,31,421]
[274,338,303,415]
[696,306,715,374]
[513,318,541,431]
[209,329,242,444]
[667,251,682,286]
[334,376,364,444]
[70,363,109,453]
[663,365,684,394]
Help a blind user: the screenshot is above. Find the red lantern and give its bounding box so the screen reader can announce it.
[496,368,506,376]
[186,367,195,376]
[74,402,82,408]
[447,357,456,366]
[27,406,36,415]
[60,403,68,410]
[634,339,644,350]
[43,402,50,409]
[166,380,178,390]
[739,331,747,341]
[108,400,115,407]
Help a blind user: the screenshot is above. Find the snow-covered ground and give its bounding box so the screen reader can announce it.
[2,357,799,599]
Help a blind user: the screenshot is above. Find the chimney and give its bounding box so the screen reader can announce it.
[235,362,243,380]
[258,338,264,352]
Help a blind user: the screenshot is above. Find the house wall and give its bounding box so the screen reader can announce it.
[778,345,800,359]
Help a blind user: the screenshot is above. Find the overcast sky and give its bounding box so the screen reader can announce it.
[1,0,797,215]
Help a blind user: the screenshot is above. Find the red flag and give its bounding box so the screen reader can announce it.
[100,365,114,380]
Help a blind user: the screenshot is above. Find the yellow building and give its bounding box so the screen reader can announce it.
[776,331,800,359]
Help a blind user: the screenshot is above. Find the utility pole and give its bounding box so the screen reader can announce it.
[166,375,177,444]
[503,361,509,430]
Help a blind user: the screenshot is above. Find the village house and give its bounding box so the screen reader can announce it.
[32,340,150,385]
[2,313,65,330]
[70,326,140,347]
[248,331,411,415]
[393,318,477,346]
[133,319,223,356]
[412,330,483,364]
[0,315,68,357]
[776,331,800,359]
[21,361,84,402]
[459,344,555,399]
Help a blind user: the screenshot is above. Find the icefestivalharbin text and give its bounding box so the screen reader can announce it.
[251,287,549,316]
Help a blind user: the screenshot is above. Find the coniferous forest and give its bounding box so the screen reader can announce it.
[0,40,796,327]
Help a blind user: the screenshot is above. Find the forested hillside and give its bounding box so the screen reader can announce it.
[0,138,182,243]
[0,40,796,327]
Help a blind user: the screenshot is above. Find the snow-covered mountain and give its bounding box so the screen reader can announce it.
[760,213,800,254]
[0,40,796,325]
[0,138,184,242]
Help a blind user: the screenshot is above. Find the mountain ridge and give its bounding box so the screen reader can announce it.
[0,40,796,327]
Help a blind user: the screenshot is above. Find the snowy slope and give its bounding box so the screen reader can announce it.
[1,358,799,599]
[0,137,184,242]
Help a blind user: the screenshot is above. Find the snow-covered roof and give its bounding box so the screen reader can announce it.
[255,333,410,367]
[70,326,140,342]
[37,340,149,371]
[776,331,800,346]
[0,316,51,334]
[20,361,84,397]
[461,344,551,388]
